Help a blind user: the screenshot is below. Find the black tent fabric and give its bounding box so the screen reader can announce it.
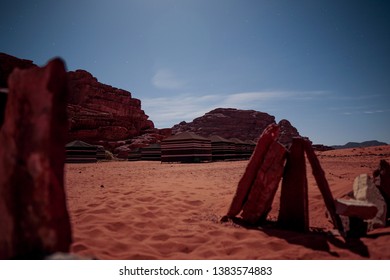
[65,140,97,163]
[161,132,212,163]
[210,135,235,161]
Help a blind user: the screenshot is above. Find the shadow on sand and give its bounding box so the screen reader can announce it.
[225,217,372,258]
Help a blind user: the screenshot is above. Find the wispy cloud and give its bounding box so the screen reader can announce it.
[143,90,329,128]
[151,69,186,90]
[329,93,385,101]
[364,110,385,114]
[331,106,388,116]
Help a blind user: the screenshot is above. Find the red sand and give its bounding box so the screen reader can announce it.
[65,145,390,259]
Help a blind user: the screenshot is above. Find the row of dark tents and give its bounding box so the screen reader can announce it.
[65,140,105,163]
[128,132,256,163]
[66,132,256,164]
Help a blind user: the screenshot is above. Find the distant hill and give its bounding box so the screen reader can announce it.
[171,108,300,146]
[332,140,388,149]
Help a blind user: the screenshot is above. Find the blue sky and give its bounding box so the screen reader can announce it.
[1,0,389,145]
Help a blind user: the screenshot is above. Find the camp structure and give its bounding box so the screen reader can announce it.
[65,140,97,163]
[210,135,235,161]
[141,143,161,161]
[161,132,212,163]
[96,145,106,161]
[128,148,141,161]
[243,140,256,159]
[230,138,247,160]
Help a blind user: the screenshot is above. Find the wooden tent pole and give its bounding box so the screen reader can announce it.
[303,140,345,235]
[278,137,309,231]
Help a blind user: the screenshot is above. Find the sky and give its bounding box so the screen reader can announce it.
[1,0,389,145]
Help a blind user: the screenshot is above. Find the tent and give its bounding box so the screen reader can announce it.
[210,135,235,161]
[243,140,257,159]
[161,132,212,163]
[230,138,247,160]
[141,143,161,161]
[65,140,97,163]
[128,148,141,161]
[96,145,106,160]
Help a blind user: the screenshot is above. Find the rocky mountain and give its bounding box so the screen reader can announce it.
[0,52,163,152]
[332,140,388,149]
[67,70,154,145]
[171,108,300,146]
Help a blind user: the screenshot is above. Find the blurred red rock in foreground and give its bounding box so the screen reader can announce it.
[0,58,72,259]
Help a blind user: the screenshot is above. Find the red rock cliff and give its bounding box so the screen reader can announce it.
[0,53,154,146]
[67,70,154,143]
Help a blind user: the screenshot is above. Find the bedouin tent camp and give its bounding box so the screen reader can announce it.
[210,135,235,161]
[161,132,212,163]
[229,138,248,160]
[141,143,161,161]
[65,140,98,163]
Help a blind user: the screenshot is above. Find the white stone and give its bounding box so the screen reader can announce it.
[335,198,378,220]
[353,174,387,230]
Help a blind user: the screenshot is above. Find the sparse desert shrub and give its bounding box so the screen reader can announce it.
[104,150,115,160]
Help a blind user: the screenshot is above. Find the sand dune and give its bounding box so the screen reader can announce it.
[65,145,390,259]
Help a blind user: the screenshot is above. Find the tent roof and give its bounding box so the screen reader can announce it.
[163,131,210,142]
[143,143,161,149]
[209,135,233,143]
[230,138,246,144]
[244,140,257,145]
[66,140,95,148]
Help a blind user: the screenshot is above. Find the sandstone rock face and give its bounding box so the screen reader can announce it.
[0,58,72,259]
[67,70,154,144]
[0,53,156,151]
[171,108,300,145]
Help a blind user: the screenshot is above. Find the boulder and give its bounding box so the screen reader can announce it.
[0,58,72,259]
[353,174,387,230]
[335,198,378,220]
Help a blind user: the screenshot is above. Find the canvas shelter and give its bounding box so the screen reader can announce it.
[243,140,256,159]
[96,145,106,160]
[161,132,212,163]
[128,148,141,161]
[210,135,235,161]
[141,143,161,161]
[65,140,97,163]
[230,138,247,160]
